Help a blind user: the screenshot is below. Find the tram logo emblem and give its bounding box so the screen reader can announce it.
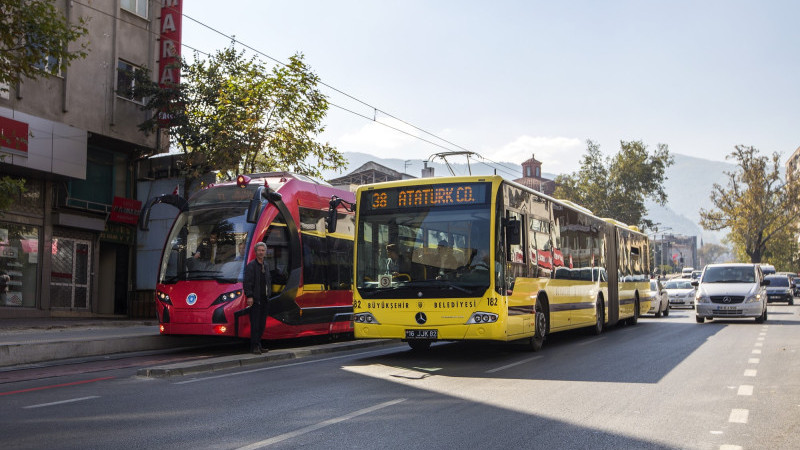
[186,293,198,306]
[723,297,731,303]
[415,312,427,324]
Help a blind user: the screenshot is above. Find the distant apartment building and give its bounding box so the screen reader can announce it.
[0,2,166,318]
[786,145,800,256]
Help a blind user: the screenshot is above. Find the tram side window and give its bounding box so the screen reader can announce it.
[302,234,327,290]
[327,237,353,290]
[264,225,290,286]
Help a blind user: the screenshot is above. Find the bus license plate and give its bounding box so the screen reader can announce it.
[405,329,438,340]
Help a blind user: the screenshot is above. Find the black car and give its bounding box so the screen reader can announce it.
[764,274,794,305]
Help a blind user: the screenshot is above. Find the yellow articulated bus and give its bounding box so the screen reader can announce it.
[330,175,650,351]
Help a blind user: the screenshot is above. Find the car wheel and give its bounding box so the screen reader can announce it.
[755,308,766,324]
[790,298,794,306]
[696,315,704,323]
[663,304,670,317]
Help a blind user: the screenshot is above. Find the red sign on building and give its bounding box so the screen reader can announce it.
[158,0,183,126]
[109,197,143,225]
[0,116,29,153]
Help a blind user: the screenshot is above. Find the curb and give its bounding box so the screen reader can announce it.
[137,339,400,378]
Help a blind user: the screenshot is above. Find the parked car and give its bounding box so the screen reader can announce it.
[760,264,776,275]
[681,267,695,279]
[691,270,702,280]
[664,278,696,308]
[648,279,670,317]
[764,274,794,305]
[693,263,768,324]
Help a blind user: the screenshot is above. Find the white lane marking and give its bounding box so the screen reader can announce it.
[729,409,749,424]
[577,337,607,346]
[754,342,763,347]
[751,349,762,354]
[748,358,760,364]
[486,355,542,373]
[236,398,406,449]
[744,369,757,377]
[720,445,743,450]
[759,332,766,336]
[757,337,765,341]
[24,396,99,409]
[738,385,753,396]
[174,348,396,385]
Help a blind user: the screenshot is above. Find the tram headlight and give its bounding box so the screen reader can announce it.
[354,312,380,325]
[211,289,244,306]
[466,312,498,324]
[156,291,172,305]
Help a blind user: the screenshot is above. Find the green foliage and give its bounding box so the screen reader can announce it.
[700,145,800,264]
[0,0,89,91]
[553,139,674,229]
[129,45,346,196]
[0,170,26,214]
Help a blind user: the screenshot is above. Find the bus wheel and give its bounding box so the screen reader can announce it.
[529,300,547,352]
[590,298,604,335]
[627,297,640,326]
[408,340,432,351]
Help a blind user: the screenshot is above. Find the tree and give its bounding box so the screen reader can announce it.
[0,0,89,91]
[697,242,729,266]
[129,45,346,196]
[699,145,800,263]
[0,0,89,213]
[553,139,674,229]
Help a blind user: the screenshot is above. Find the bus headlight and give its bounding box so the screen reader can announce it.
[211,289,243,305]
[467,312,498,324]
[354,312,380,324]
[156,291,172,305]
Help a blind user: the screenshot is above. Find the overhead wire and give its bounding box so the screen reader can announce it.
[70,1,522,176]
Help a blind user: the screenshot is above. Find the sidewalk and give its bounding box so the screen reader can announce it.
[0,318,396,374]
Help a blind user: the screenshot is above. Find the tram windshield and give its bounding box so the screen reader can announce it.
[159,206,254,284]
[356,205,491,299]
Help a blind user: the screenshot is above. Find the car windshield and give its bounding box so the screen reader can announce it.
[664,280,693,289]
[765,276,789,287]
[701,266,755,283]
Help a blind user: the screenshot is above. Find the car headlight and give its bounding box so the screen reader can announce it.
[745,294,761,303]
[695,292,710,303]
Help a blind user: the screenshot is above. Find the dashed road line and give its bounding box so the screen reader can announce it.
[486,355,542,373]
[729,409,749,424]
[24,395,99,409]
[748,358,759,364]
[743,369,757,377]
[737,385,753,396]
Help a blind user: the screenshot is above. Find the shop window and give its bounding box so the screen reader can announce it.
[0,223,39,308]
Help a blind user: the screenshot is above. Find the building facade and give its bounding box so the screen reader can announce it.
[0,1,164,318]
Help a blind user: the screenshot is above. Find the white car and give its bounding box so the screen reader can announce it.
[647,279,670,317]
[693,263,768,324]
[664,278,696,308]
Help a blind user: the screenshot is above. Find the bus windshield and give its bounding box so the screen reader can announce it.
[159,206,254,284]
[356,206,491,299]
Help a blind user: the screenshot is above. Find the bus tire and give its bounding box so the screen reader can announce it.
[590,297,604,335]
[529,297,548,352]
[627,296,640,326]
[408,340,432,351]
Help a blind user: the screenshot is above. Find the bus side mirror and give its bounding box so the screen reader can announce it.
[326,206,338,234]
[506,218,521,246]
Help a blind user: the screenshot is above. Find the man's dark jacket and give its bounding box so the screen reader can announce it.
[243,259,272,304]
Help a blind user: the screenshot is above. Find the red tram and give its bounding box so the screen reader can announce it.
[139,172,355,340]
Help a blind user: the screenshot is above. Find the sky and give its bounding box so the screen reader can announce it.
[179,0,799,176]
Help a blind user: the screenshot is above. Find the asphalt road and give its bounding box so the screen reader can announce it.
[1,305,798,450]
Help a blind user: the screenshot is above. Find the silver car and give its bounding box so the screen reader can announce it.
[664,279,696,308]
[693,263,768,324]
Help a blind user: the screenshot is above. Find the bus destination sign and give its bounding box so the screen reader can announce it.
[364,183,490,210]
